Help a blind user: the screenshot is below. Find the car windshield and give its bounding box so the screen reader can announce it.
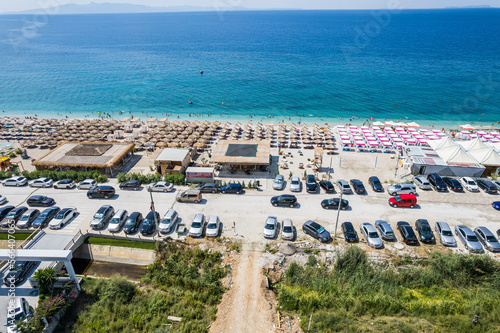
[19,215,29,221]
[11,262,26,272]
[369,232,379,238]
[467,180,476,185]
[386,232,394,236]
[109,218,120,224]
[374,180,381,185]
[6,212,16,218]
[283,226,292,233]
[55,212,66,219]
[328,199,337,205]
[275,179,282,184]
[394,185,402,189]
[125,218,136,226]
[207,223,217,229]
[467,235,478,242]
[394,195,401,201]
[316,227,325,234]
[39,213,47,218]
[307,179,315,184]
[265,223,275,230]
[442,230,453,236]
[486,236,498,242]
[422,227,432,233]
[191,222,202,228]
[93,213,104,219]
[160,218,171,225]
[291,180,299,185]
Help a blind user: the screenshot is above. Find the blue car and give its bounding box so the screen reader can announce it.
[220,183,243,194]
[493,201,500,210]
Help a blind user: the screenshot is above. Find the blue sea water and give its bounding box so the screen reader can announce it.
[0,9,499,126]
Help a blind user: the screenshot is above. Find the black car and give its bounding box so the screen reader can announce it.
[123,212,143,234]
[427,174,447,192]
[319,180,335,193]
[87,186,116,199]
[415,219,435,243]
[341,222,359,243]
[349,179,366,194]
[368,176,384,192]
[270,195,297,207]
[397,221,419,245]
[27,195,55,207]
[220,183,243,194]
[442,177,463,192]
[476,179,498,194]
[321,198,349,210]
[119,180,142,191]
[0,205,15,221]
[1,206,28,228]
[195,183,220,193]
[302,220,331,243]
[32,206,60,228]
[306,175,318,193]
[3,261,37,286]
[140,211,159,235]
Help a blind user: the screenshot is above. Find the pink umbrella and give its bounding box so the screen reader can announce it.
[368,141,379,146]
[395,142,404,147]
[380,137,390,142]
[382,141,393,147]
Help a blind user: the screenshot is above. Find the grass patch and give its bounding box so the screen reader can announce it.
[0,232,32,240]
[85,237,157,250]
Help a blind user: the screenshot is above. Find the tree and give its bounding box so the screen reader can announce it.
[33,267,57,296]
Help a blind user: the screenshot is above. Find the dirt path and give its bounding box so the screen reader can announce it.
[210,242,277,333]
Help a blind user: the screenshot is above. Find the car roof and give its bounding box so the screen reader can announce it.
[163,209,177,218]
[362,223,376,232]
[281,194,295,198]
[397,194,416,199]
[145,211,157,218]
[337,179,348,184]
[208,215,219,223]
[276,174,284,179]
[97,186,114,190]
[282,219,292,226]
[183,189,201,194]
[417,219,430,226]
[113,209,127,216]
[457,225,474,235]
[370,176,380,180]
[291,176,300,180]
[397,221,410,226]
[267,216,277,221]
[129,212,141,218]
[82,179,95,182]
[342,221,354,229]
[24,208,38,214]
[305,220,321,229]
[12,206,26,212]
[59,207,71,213]
[193,213,204,221]
[462,176,474,181]
[436,221,451,230]
[476,226,494,236]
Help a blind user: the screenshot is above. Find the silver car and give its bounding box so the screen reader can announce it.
[273,174,285,190]
[375,220,396,241]
[205,215,220,237]
[336,179,352,194]
[281,219,294,240]
[387,183,416,196]
[360,222,383,248]
[90,205,114,230]
[189,213,205,237]
[78,179,97,190]
[159,209,179,234]
[474,227,500,253]
[412,176,431,190]
[455,225,483,253]
[435,222,456,246]
[1,176,27,187]
[148,181,174,192]
[289,176,301,192]
[263,216,278,239]
[28,177,53,188]
[107,209,128,233]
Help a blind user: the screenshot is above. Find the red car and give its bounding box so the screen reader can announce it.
[388,194,417,208]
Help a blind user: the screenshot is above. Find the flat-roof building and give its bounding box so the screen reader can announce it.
[155,148,192,175]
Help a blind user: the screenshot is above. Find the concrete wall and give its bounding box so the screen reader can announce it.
[73,244,156,266]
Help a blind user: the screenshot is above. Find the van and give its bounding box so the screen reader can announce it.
[159,209,179,234]
[176,189,202,203]
[107,209,128,232]
[387,183,416,196]
[388,194,417,208]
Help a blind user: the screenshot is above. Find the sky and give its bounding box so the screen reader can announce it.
[1,0,499,13]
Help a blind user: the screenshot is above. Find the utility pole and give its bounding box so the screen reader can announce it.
[328,156,333,180]
[334,191,343,237]
[149,189,158,226]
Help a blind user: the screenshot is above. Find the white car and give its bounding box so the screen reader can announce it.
[360,222,383,249]
[281,219,294,241]
[205,215,220,237]
[412,175,431,190]
[263,216,278,239]
[53,179,76,189]
[189,213,205,237]
[28,177,54,188]
[0,195,7,204]
[273,175,285,190]
[289,176,301,192]
[159,209,179,234]
[107,209,128,233]
[460,177,479,192]
[77,179,97,190]
[147,181,174,192]
[49,207,77,229]
[2,176,27,187]
[5,297,33,333]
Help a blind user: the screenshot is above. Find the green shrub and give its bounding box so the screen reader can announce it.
[7,170,107,182]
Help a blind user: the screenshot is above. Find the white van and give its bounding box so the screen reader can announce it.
[159,209,179,234]
[387,183,416,196]
[107,209,128,232]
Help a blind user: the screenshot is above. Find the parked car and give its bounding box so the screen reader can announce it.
[442,177,463,192]
[415,219,435,243]
[491,180,500,191]
[5,297,33,333]
[176,189,202,203]
[53,179,76,189]
[87,186,115,199]
[306,174,318,193]
[189,213,205,237]
[427,173,447,192]
[263,216,278,239]
[387,183,416,196]
[397,221,418,245]
[27,195,55,207]
[336,179,352,194]
[90,205,114,230]
[321,198,349,210]
[492,201,500,210]
[195,183,220,193]
[28,177,53,188]
[16,209,40,229]
[455,225,483,253]
[302,220,331,243]
[350,179,366,194]
[341,222,359,243]
[1,206,27,228]
[107,209,128,232]
[474,227,500,253]
[476,179,498,194]
[375,220,396,241]
[360,222,383,248]
[159,209,179,234]
[460,177,479,192]
[123,212,143,234]
[3,261,37,286]
[281,219,294,240]
[290,176,302,192]
[32,207,60,228]
[270,195,297,208]
[1,177,27,187]
[412,176,431,190]
[119,180,142,191]
[0,205,15,222]
[388,194,417,208]
[368,176,383,192]
[273,175,285,190]
[77,179,97,190]
[140,211,159,235]
[49,207,77,229]
[435,222,457,247]
[147,181,174,192]
[319,180,335,193]
[0,194,6,205]
[205,215,220,237]
[220,183,243,194]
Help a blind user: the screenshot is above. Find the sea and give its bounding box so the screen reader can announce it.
[0,9,499,127]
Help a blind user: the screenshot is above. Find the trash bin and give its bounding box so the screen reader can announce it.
[256,180,260,187]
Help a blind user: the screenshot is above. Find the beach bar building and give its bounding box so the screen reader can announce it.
[155,148,191,175]
[210,140,271,171]
[186,167,215,183]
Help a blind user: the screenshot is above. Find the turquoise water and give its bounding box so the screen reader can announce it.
[0,9,499,126]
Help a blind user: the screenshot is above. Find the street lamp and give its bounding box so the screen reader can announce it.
[149,188,158,227]
[334,191,343,238]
